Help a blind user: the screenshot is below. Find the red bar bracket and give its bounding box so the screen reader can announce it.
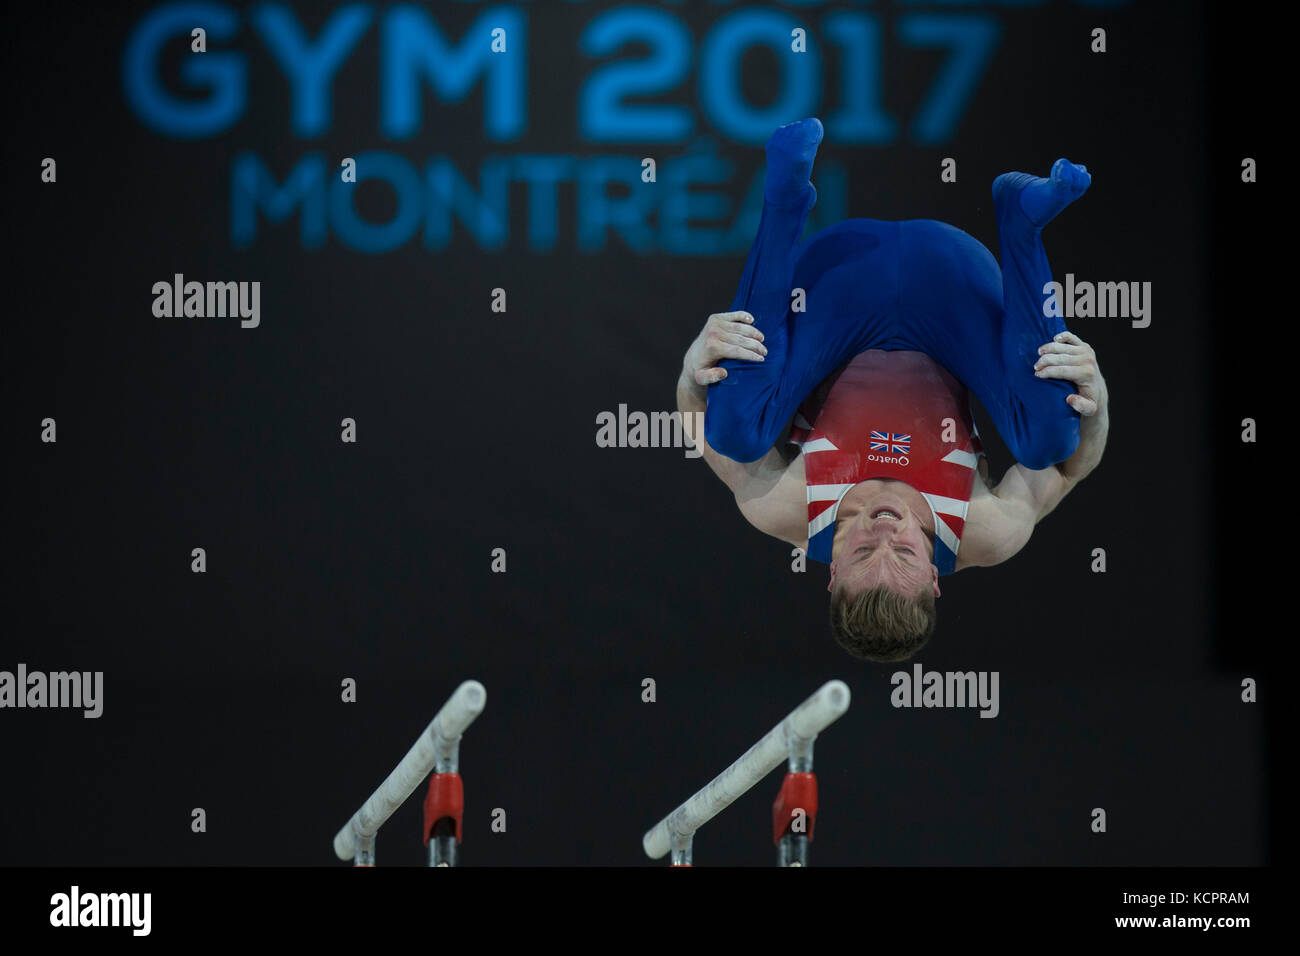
[771,772,818,845]
[422,773,464,845]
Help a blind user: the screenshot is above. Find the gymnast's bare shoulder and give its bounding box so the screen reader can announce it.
[959,330,1110,569]
[730,438,808,549]
[676,365,808,548]
[699,422,807,549]
[954,466,1027,570]
[956,454,1077,570]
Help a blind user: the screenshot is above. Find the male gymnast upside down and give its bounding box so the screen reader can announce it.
[675,118,1110,662]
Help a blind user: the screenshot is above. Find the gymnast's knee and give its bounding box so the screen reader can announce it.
[1011,418,1080,471]
[704,401,775,463]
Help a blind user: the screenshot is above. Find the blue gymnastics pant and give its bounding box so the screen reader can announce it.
[703,189,1081,470]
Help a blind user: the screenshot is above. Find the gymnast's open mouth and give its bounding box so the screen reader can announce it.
[871,508,902,520]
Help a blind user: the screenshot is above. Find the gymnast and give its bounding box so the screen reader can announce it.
[675,118,1109,662]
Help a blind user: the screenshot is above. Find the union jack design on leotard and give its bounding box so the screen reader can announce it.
[787,350,984,575]
[869,431,911,454]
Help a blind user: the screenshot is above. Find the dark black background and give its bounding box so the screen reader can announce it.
[2,0,1273,869]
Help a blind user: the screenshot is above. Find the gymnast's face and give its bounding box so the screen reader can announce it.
[828,492,941,600]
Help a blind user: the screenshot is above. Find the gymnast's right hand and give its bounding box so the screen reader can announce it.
[682,311,767,386]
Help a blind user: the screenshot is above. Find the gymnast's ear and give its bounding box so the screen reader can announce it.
[931,563,941,599]
[827,562,837,593]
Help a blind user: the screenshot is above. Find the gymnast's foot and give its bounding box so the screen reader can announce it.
[765,117,823,208]
[993,158,1091,229]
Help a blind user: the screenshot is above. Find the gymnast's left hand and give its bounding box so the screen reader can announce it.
[1033,331,1108,416]
[682,310,768,387]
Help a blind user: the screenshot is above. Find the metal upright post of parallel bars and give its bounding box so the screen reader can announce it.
[642,680,850,866]
[333,680,486,867]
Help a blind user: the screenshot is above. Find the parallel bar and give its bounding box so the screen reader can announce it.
[642,680,850,860]
[333,680,486,861]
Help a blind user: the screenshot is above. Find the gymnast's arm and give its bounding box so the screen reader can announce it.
[958,332,1110,568]
[676,312,808,546]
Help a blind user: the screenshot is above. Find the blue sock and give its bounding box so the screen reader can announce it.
[993,158,1091,230]
[764,117,823,209]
